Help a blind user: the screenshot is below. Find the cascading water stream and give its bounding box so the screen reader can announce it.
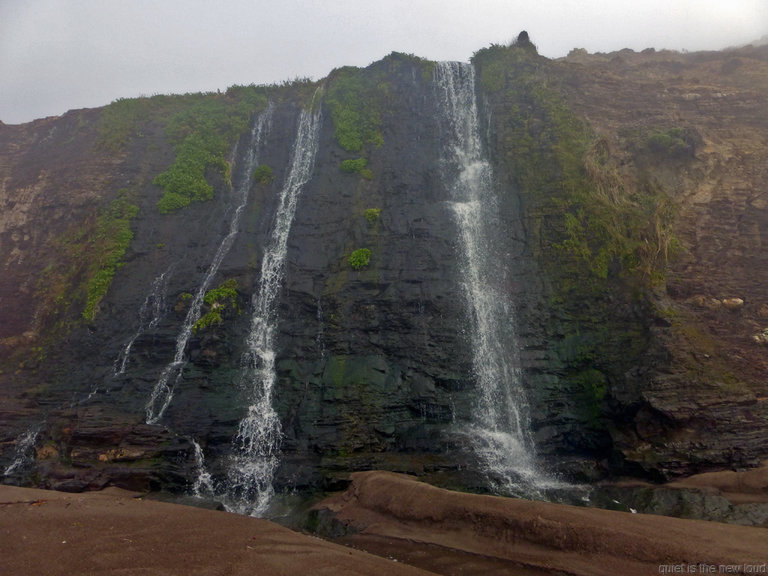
[114,266,173,376]
[223,105,321,517]
[190,438,216,498]
[435,61,543,495]
[2,425,41,480]
[144,105,273,424]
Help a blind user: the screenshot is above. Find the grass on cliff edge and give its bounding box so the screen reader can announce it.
[154,89,268,213]
[472,42,677,288]
[97,89,269,213]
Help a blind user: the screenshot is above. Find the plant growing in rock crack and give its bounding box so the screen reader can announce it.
[253,164,274,185]
[348,248,372,270]
[364,208,381,224]
[193,278,240,333]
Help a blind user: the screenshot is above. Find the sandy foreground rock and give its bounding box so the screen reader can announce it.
[2,472,768,575]
[0,484,431,576]
[313,472,768,576]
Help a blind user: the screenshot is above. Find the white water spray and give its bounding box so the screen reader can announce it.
[224,105,321,516]
[435,61,543,495]
[145,105,273,424]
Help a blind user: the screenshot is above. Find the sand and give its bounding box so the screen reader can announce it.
[0,484,431,576]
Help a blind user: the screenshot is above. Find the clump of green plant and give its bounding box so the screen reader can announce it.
[174,292,193,314]
[82,191,139,321]
[154,90,268,213]
[193,309,223,333]
[644,127,697,158]
[203,278,239,309]
[348,248,372,270]
[360,168,374,180]
[340,158,368,173]
[573,368,608,416]
[364,208,381,224]
[253,164,274,185]
[193,278,240,333]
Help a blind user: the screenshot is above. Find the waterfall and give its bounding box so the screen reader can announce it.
[3,426,40,479]
[190,439,216,498]
[434,61,541,495]
[114,266,173,376]
[224,105,321,517]
[144,105,274,424]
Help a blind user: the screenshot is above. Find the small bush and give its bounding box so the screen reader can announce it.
[360,168,374,180]
[364,208,381,224]
[253,164,274,184]
[193,310,223,333]
[203,278,239,310]
[348,248,372,270]
[340,158,368,173]
[193,279,239,333]
[646,128,696,158]
[154,91,268,213]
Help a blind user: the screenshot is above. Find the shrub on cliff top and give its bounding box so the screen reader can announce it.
[326,67,384,153]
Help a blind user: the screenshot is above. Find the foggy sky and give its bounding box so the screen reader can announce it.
[1,0,767,124]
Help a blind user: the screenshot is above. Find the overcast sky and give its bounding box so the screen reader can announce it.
[1,0,766,124]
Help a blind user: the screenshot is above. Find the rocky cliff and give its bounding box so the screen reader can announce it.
[1,41,767,506]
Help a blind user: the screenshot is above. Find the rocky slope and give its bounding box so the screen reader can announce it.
[1,40,767,509]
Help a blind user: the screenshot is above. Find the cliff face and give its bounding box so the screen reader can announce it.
[1,44,767,498]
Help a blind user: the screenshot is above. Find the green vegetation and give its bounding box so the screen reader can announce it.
[472,44,675,286]
[364,208,381,224]
[348,248,372,270]
[326,66,385,153]
[253,164,274,185]
[154,90,268,213]
[340,157,368,173]
[82,191,139,321]
[193,278,240,333]
[193,309,223,333]
[174,292,193,314]
[340,157,374,180]
[203,278,239,309]
[97,98,152,153]
[643,127,698,159]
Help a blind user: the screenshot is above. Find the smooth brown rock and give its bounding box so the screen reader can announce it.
[314,471,768,576]
[0,484,434,576]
